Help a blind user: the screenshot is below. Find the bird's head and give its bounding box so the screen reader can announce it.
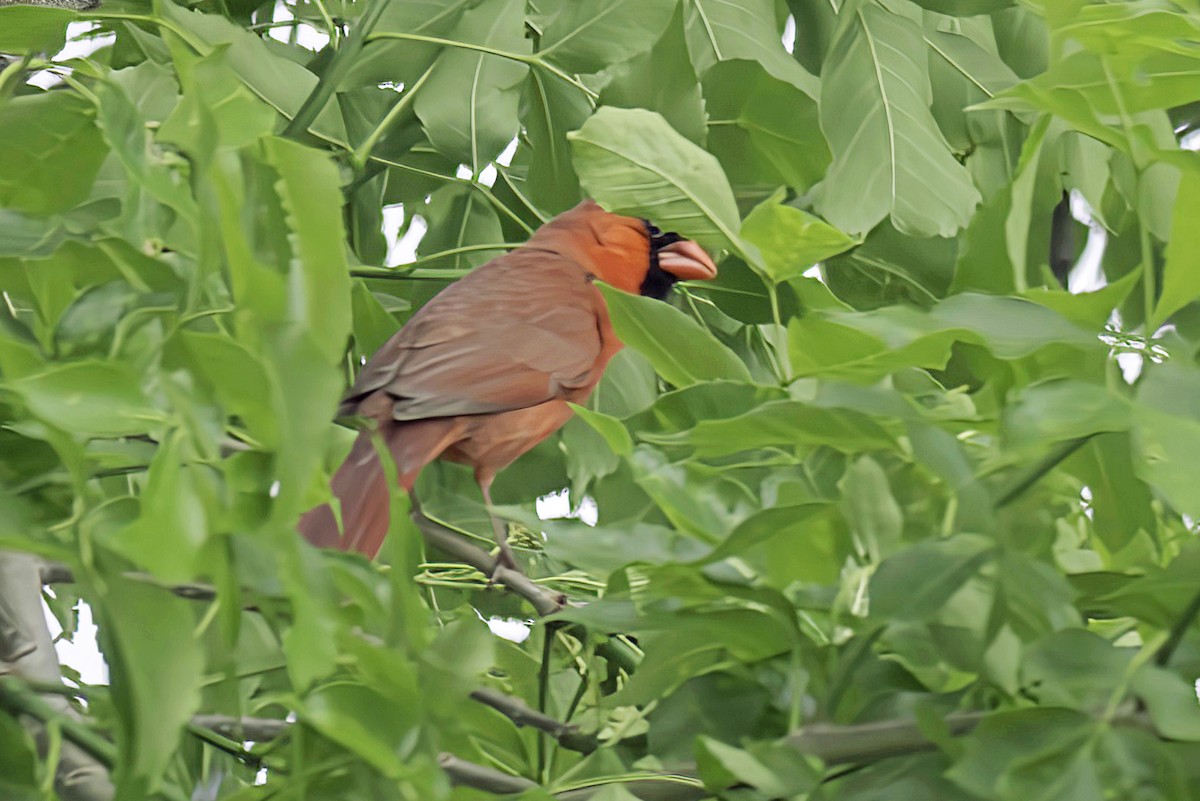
[530,200,718,297]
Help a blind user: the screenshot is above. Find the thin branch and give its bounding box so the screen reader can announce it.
[40,564,268,611]
[785,708,1156,765]
[1155,585,1200,666]
[412,509,566,617]
[190,714,291,742]
[471,687,596,754]
[994,436,1092,508]
[282,0,394,138]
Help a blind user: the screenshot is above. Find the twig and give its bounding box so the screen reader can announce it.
[994,436,1092,508]
[40,564,266,611]
[190,714,292,742]
[0,680,116,766]
[1155,585,1200,666]
[470,688,596,754]
[437,752,538,794]
[785,708,1156,765]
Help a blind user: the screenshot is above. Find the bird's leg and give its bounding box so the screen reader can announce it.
[479,482,519,574]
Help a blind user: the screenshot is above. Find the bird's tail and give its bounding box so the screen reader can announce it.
[298,425,404,558]
[297,416,465,558]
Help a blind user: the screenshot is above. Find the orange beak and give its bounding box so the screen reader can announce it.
[657,240,718,282]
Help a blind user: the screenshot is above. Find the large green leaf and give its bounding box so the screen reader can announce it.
[522,69,589,214]
[598,284,751,387]
[683,0,818,95]
[155,0,349,146]
[0,92,108,216]
[414,0,530,171]
[643,399,895,457]
[702,60,830,194]
[96,576,202,798]
[601,5,707,146]
[740,194,857,283]
[1152,171,1200,327]
[570,107,745,257]
[815,0,981,236]
[10,360,162,437]
[263,137,353,365]
[537,0,676,74]
[0,5,76,51]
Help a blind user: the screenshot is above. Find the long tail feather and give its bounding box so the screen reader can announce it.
[297,415,467,558]
[298,428,396,558]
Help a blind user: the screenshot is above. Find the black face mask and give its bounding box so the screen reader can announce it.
[640,220,685,300]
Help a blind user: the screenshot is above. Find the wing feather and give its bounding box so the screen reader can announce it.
[343,251,604,421]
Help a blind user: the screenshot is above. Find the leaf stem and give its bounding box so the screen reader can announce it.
[283,0,394,138]
[352,62,434,168]
[365,31,598,99]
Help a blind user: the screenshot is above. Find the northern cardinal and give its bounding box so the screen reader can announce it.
[298,200,718,563]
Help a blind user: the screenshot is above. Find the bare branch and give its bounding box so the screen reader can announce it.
[412,509,566,616]
[470,687,597,754]
[0,552,115,801]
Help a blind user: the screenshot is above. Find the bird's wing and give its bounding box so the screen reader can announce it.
[344,252,606,421]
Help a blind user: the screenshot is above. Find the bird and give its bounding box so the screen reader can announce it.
[298,199,718,564]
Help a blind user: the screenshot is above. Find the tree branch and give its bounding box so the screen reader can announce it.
[412,509,566,616]
[437,752,538,794]
[470,687,597,754]
[190,714,291,742]
[0,552,114,801]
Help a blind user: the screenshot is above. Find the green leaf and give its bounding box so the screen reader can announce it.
[109,431,208,582]
[10,360,162,437]
[840,455,902,561]
[912,0,1013,15]
[696,736,786,796]
[684,0,818,95]
[871,535,996,620]
[537,0,676,74]
[570,107,745,257]
[1153,170,1200,327]
[568,403,633,456]
[303,684,418,776]
[414,0,530,171]
[600,5,707,146]
[597,284,751,387]
[948,709,1100,801]
[1071,433,1155,554]
[522,69,589,214]
[1132,362,1200,518]
[155,0,349,146]
[740,194,857,283]
[0,5,76,51]
[815,0,981,236]
[262,137,353,365]
[1002,380,1129,450]
[1132,666,1200,741]
[419,182,505,268]
[643,400,895,457]
[0,92,108,216]
[702,60,830,193]
[97,575,202,798]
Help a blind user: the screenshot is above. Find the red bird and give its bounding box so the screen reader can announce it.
[298,200,718,563]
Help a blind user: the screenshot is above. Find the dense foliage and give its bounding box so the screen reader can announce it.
[2,0,1200,798]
